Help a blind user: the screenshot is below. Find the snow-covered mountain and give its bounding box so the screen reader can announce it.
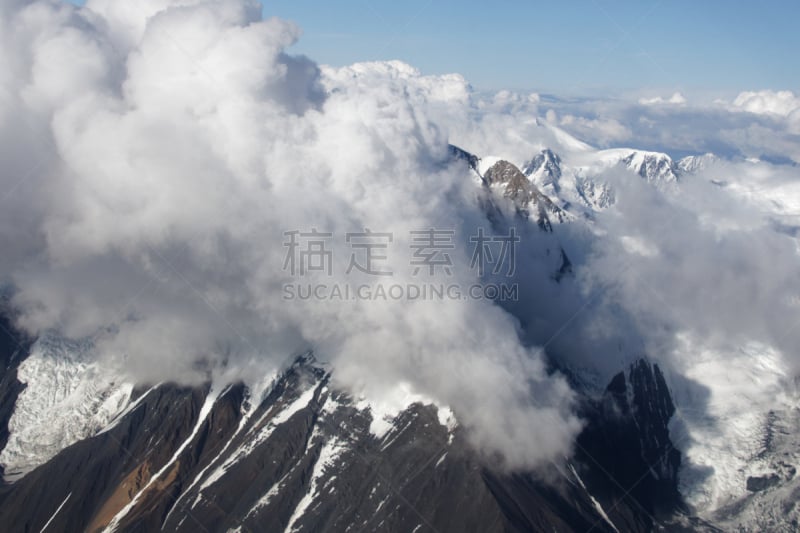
[471,144,686,223]
[446,141,800,532]
[677,153,718,174]
[0,133,797,532]
[483,159,571,230]
[0,321,695,532]
[619,150,680,185]
[522,148,563,195]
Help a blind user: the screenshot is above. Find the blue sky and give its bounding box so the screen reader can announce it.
[261,0,798,94]
[66,0,799,94]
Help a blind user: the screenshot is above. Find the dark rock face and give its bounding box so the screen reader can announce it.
[0,381,215,533]
[574,360,685,531]
[0,346,694,532]
[746,474,781,492]
[448,144,481,176]
[483,160,569,231]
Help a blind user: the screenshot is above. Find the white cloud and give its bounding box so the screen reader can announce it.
[731,90,800,135]
[556,113,631,144]
[2,0,799,480]
[732,89,800,117]
[0,0,579,470]
[638,92,687,106]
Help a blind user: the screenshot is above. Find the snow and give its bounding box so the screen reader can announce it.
[244,392,343,520]
[477,156,502,177]
[434,453,447,468]
[355,382,456,439]
[193,383,318,500]
[436,406,458,444]
[105,387,220,532]
[245,469,294,519]
[162,378,277,528]
[97,384,160,436]
[677,153,717,174]
[0,335,133,481]
[542,121,593,152]
[40,491,71,533]
[573,148,676,183]
[283,436,347,533]
[568,464,619,533]
[668,334,791,512]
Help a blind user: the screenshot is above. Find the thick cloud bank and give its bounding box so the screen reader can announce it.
[0,0,579,469]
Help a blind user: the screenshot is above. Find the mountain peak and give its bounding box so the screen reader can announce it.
[483,160,569,230]
[621,151,679,184]
[677,153,717,174]
[522,148,563,194]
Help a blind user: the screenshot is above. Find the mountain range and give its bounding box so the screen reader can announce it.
[1,140,797,532]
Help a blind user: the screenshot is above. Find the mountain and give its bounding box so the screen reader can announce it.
[445,142,800,532]
[0,319,696,533]
[473,147,679,222]
[522,148,562,196]
[482,159,570,231]
[448,144,482,179]
[677,153,717,174]
[0,142,794,532]
[620,151,680,186]
[521,148,616,213]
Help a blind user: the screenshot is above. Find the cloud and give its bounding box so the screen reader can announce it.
[638,92,687,106]
[2,0,798,480]
[732,89,800,117]
[545,109,632,145]
[732,89,800,136]
[537,91,800,162]
[0,0,580,470]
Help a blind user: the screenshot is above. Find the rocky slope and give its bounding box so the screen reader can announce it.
[0,318,695,532]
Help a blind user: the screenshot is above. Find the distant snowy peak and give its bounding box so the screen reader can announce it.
[677,153,718,174]
[574,173,616,210]
[620,150,679,185]
[518,148,679,214]
[518,148,615,213]
[453,142,704,227]
[483,159,570,230]
[522,148,562,195]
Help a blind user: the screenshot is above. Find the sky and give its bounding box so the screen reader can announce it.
[256,0,800,94]
[61,0,800,94]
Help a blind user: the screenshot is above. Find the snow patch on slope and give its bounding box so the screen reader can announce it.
[569,463,620,532]
[356,382,457,439]
[668,334,791,512]
[193,383,319,500]
[284,436,348,533]
[106,387,220,532]
[0,335,133,481]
